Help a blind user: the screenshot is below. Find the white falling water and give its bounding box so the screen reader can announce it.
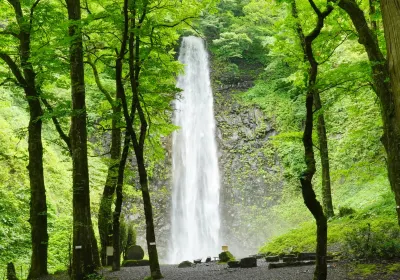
[169,36,221,264]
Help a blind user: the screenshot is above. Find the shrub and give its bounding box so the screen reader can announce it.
[344,223,400,260]
[338,206,356,217]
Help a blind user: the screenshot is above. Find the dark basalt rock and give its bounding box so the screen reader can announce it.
[178,261,194,268]
[268,261,316,269]
[265,256,279,262]
[206,256,212,263]
[194,259,202,264]
[228,260,240,268]
[126,245,145,260]
[282,257,297,263]
[298,252,316,260]
[240,257,257,268]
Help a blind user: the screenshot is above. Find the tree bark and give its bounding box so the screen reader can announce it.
[314,93,334,218]
[65,0,100,278]
[337,0,400,226]
[292,0,334,218]
[292,1,332,279]
[98,98,121,266]
[0,1,48,278]
[112,131,130,271]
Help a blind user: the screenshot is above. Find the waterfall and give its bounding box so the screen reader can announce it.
[169,36,221,264]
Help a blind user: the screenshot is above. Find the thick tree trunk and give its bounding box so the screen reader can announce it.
[66,0,100,278]
[0,2,48,278]
[337,0,400,226]
[314,93,334,218]
[98,107,121,266]
[112,132,130,271]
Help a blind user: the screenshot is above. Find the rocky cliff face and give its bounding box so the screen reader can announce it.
[128,54,286,262]
[213,81,284,256]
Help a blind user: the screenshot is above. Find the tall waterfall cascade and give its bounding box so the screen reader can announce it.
[168,36,221,264]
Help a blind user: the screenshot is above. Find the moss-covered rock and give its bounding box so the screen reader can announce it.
[178,261,194,268]
[125,245,145,260]
[219,251,235,262]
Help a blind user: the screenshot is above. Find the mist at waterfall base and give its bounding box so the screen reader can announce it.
[168,36,221,264]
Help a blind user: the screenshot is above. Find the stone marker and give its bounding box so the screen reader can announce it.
[178,261,194,268]
[227,260,240,268]
[268,261,315,269]
[265,256,279,262]
[126,245,145,260]
[239,257,257,268]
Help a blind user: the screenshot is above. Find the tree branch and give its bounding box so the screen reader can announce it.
[0,53,26,86]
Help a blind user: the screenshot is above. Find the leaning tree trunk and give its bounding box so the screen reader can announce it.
[66,0,100,278]
[337,0,400,226]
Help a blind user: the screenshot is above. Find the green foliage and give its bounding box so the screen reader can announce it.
[338,206,356,217]
[344,223,400,260]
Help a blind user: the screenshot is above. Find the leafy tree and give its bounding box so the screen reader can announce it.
[0,1,49,278]
[335,0,400,226]
[291,0,333,279]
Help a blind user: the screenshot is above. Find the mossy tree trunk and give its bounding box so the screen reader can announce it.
[292,1,332,279]
[66,0,100,278]
[337,0,400,226]
[0,1,48,278]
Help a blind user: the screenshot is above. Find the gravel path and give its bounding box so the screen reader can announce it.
[103,260,349,280]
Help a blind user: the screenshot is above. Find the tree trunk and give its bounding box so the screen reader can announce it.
[337,0,400,226]
[98,106,121,266]
[0,2,48,278]
[66,0,100,278]
[112,132,130,271]
[314,93,334,218]
[292,1,332,279]
[291,0,334,218]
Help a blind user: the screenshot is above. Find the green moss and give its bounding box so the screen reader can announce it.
[351,264,377,276]
[218,251,235,262]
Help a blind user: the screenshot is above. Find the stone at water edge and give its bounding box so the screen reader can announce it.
[227,260,240,268]
[126,245,145,260]
[194,259,202,264]
[240,257,257,268]
[178,261,194,268]
[206,256,211,263]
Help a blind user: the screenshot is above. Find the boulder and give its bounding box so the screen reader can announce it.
[239,257,257,268]
[227,260,240,268]
[219,251,235,262]
[205,256,211,263]
[126,245,144,260]
[178,261,193,268]
[194,259,202,264]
